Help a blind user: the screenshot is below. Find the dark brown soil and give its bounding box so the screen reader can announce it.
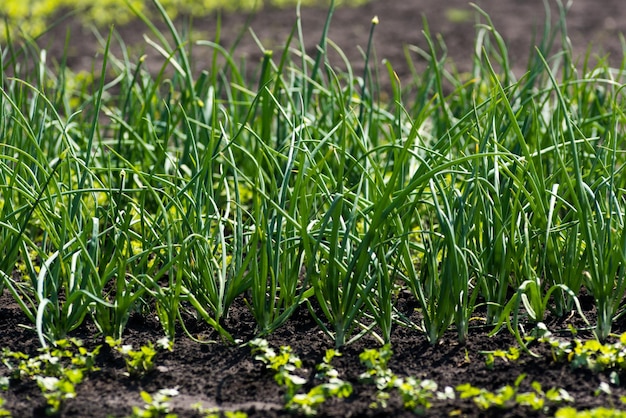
[3,1,626,417]
[1,289,626,417]
[31,0,626,89]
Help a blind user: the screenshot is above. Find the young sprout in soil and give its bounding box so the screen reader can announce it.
[1,339,100,415]
[555,406,626,418]
[358,345,453,413]
[481,346,520,369]
[289,349,353,416]
[0,397,9,417]
[131,388,179,418]
[249,338,352,415]
[106,337,172,377]
[456,374,573,412]
[249,338,306,401]
[540,331,626,375]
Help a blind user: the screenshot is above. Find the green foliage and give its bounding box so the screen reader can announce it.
[358,345,452,413]
[358,345,395,393]
[130,388,179,418]
[0,397,9,417]
[106,337,172,377]
[1,339,100,415]
[1,0,625,352]
[289,349,353,416]
[555,407,626,418]
[541,332,626,373]
[249,338,352,415]
[456,375,573,412]
[481,346,520,369]
[396,378,446,414]
[2,0,626,414]
[36,372,83,415]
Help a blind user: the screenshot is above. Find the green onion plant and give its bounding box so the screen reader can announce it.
[0,0,625,349]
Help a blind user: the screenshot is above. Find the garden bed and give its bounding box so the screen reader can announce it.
[2,291,625,417]
[2,1,626,417]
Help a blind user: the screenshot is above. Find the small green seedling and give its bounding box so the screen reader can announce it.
[37,372,82,415]
[249,338,306,402]
[2,338,99,381]
[359,345,396,392]
[481,346,520,369]
[131,388,179,418]
[541,332,626,374]
[396,377,447,414]
[555,406,626,418]
[288,349,352,416]
[0,396,10,417]
[106,337,172,377]
[456,375,573,412]
[1,338,100,415]
[358,345,452,413]
[249,339,352,416]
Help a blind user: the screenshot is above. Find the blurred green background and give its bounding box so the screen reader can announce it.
[1,0,370,41]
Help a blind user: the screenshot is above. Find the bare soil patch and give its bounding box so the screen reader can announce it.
[34,0,626,87]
